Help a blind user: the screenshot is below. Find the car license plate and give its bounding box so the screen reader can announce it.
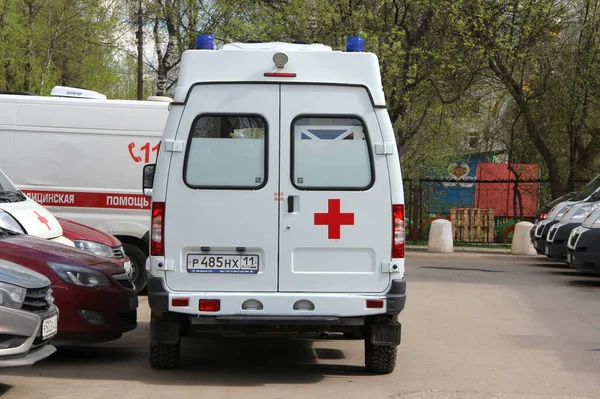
[42,314,58,340]
[123,261,133,277]
[187,254,259,274]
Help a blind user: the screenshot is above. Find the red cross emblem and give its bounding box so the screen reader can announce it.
[34,211,51,230]
[314,199,354,239]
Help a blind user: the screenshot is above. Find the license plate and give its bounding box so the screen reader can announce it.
[187,254,259,274]
[42,314,58,340]
[123,261,133,277]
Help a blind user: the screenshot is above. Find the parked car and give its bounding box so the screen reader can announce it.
[0,226,138,346]
[544,193,600,262]
[534,191,578,224]
[0,168,72,246]
[532,173,600,254]
[56,217,135,291]
[0,168,140,292]
[567,207,600,273]
[0,254,59,367]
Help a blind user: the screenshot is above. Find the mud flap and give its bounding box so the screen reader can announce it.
[370,323,401,346]
[150,317,180,344]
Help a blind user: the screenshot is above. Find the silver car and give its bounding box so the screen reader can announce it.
[0,257,59,367]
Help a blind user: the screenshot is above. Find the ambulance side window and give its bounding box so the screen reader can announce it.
[292,116,373,189]
[184,115,267,188]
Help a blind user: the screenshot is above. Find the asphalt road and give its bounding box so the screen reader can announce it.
[1,251,600,399]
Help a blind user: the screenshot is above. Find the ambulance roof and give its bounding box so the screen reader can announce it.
[0,93,169,133]
[174,39,386,106]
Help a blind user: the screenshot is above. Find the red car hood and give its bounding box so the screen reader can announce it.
[0,235,124,283]
[56,217,122,247]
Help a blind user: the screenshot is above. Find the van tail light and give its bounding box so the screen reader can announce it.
[199,299,221,312]
[392,204,405,259]
[151,202,165,256]
[264,72,297,77]
[366,299,384,309]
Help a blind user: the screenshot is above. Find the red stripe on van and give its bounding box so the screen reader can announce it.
[21,190,151,210]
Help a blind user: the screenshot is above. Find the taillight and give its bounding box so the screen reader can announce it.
[392,204,405,258]
[151,201,165,256]
[264,72,297,77]
[171,298,189,307]
[366,299,384,309]
[539,212,548,220]
[199,299,221,312]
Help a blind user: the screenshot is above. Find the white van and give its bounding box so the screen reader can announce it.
[144,35,407,374]
[0,87,170,290]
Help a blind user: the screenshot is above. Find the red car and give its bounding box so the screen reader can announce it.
[56,217,136,291]
[0,226,138,346]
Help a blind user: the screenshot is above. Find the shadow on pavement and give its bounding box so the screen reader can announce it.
[546,270,585,277]
[0,322,369,387]
[568,279,600,289]
[0,384,12,396]
[420,266,505,273]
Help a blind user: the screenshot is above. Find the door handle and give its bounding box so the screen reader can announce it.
[287,195,299,213]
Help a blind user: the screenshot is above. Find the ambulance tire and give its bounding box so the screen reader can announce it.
[123,243,147,293]
[150,341,180,369]
[364,340,397,374]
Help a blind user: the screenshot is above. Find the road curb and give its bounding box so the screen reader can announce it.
[407,245,512,254]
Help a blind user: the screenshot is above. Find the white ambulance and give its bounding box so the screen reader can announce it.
[0,87,170,291]
[0,168,72,246]
[144,35,407,374]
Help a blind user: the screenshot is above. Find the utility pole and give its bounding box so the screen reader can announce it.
[136,0,143,100]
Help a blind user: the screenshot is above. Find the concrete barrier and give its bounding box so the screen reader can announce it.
[511,221,537,256]
[427,219,454,253]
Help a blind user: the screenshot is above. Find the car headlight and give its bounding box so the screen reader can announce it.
[73,240,114,258]
[47,262,111,288]
[572,208,590,220]
[0,281,26,309]
[0,210,25,234]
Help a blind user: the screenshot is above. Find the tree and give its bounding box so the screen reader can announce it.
[0,0,124,95]
[449,0,600,196]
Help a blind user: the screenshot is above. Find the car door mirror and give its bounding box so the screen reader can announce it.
[143,164,155,197]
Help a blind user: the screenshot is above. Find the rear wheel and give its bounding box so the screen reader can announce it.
[149,341,180,369]
[364,339,397,374]
[122,243,147,293]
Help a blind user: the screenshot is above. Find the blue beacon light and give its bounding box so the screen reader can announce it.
[195,34,214,50]
[346,36,364,52]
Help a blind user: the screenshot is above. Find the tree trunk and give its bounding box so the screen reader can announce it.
[487,58,564,197]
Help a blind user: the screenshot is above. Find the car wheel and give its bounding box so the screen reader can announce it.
[122,243,147,293]
[364,338,397,374]
[150,341,180,369]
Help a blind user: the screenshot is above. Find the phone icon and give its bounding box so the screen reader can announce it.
[128,142,142,162]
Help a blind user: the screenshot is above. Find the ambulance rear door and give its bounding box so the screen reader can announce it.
[278,84,393,293]
[163,83,280,292]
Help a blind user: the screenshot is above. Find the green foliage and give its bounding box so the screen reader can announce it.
[0,0,124,95]
[4,0,600,192]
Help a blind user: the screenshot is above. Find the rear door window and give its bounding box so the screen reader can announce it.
[184,115,267,189]
[291,116,373,190]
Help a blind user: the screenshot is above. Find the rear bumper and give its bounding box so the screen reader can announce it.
[148,276,406,318]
